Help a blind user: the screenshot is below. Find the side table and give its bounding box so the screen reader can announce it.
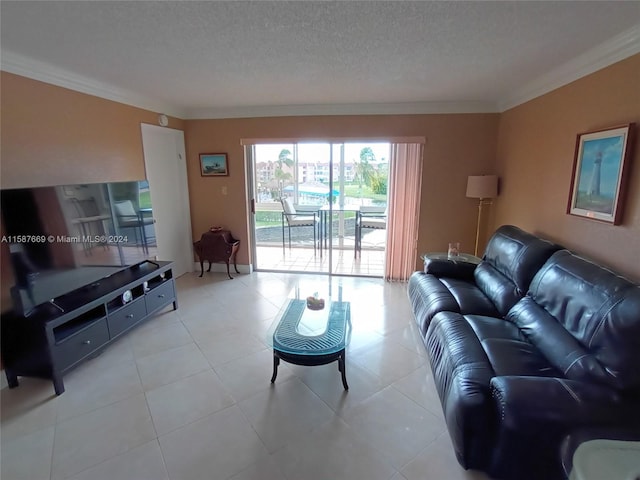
[569,439,640,480]
[421,252,482,278]
[193,229,240,279]
[421,252,482,266]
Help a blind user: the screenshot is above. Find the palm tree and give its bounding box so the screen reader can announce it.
[354,147,376,201]
[274,148,294,197]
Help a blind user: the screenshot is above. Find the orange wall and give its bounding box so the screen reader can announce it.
[184,114,499,266]
[5,53,637,283]
[1,72,184,188]
[1,70,498,295]
[494,54,640,281]
[0,71,184,311]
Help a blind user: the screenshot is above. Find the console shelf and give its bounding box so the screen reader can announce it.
[1,260,177,395]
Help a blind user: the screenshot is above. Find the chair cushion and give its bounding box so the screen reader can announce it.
[287,215,317,226]
[114,200,137,217]
[359,205,386,214]
[282,198,296,214]
[361,217,386,229]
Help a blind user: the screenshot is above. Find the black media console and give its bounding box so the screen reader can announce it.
[1,260,177,395]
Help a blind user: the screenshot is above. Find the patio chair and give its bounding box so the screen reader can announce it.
[113,200,154,254]
[280,198,319,253]
[69,197,110,254]
[355,206,386,257]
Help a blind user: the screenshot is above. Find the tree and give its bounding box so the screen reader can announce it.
[354,147,376,201]
[360,147,375,163]
[370,171,387,195]
[273,148,294,197]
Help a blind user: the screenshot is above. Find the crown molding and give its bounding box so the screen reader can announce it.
[184,101,498,119]
[0,50,187,118]
[3,22,638,120]
[1,48,496,118]
[498,24,640,112]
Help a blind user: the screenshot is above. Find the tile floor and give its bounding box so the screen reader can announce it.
[0,271,491,480]
[256,245,386,277]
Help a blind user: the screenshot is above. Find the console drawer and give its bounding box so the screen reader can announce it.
[108,297,147,338]
[53,318,109,371]
[145,280,175,314]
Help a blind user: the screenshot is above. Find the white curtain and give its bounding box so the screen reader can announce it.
[385,143,424,281]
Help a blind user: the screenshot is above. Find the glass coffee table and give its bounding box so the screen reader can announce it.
[267,284,351,390]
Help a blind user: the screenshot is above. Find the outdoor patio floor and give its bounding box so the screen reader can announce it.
[255,245,385,277]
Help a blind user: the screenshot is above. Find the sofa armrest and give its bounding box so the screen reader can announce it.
[490,376,637,430]
[488,376,639,480]
[423,257,476,280]
[560,427,640,477]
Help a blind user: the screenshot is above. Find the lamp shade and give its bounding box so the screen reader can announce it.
[466,175,498,199]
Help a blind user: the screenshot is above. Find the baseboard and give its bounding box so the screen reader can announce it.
[192,262,253,275]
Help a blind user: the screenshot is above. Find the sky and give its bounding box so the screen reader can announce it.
[576,135,625,197]
[254,142,390,164]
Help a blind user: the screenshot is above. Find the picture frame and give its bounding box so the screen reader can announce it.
[567,123,635,225]
[199,153,229,177]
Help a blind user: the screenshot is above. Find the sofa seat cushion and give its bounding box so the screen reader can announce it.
[439,278,500,317]
[464,315,560,378]
[408,273,501,337]
[426,311,495,470]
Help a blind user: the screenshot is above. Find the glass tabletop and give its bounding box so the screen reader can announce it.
[266,283,351,356]
[421,252,482,265]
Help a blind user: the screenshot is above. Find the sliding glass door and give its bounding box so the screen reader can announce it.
[248,141,389,276]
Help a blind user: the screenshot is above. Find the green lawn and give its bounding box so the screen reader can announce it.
[252,183,386,227]
[139,191,152,209]
[254,210,358,227]
[343,184,387,203]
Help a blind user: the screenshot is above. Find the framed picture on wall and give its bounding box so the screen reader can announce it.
[199,153,229,176]
[567,123,635,225]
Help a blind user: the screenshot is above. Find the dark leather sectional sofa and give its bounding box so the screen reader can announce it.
[408,225,640,480]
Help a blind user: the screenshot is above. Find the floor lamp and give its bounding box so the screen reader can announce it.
[466,175,498,256]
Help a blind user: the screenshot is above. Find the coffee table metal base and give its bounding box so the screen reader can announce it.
[270,348,349,390]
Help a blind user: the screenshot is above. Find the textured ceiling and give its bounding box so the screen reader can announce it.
[1,1,639,118]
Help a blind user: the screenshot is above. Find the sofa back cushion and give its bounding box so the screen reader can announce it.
[520,250,640,391]
[474,225,561,316]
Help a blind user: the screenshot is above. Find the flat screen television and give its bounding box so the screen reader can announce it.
[1,181,157,316]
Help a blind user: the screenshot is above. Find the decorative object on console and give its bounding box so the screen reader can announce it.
[193,229,240,279]
[466,174,498,256]
[447,242,460,258]
[199,153,229,176]
[567,123,635,225]
[121,289,133,305]
[306,294,325,310]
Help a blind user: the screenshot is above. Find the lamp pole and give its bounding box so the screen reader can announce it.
[467,175,498,257]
